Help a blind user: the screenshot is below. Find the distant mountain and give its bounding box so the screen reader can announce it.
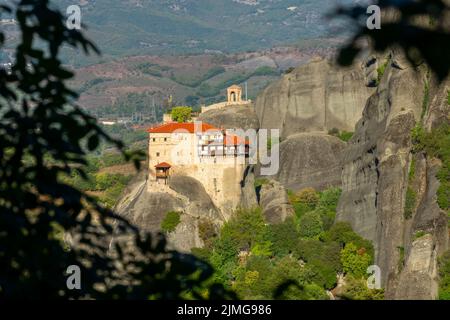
[71,47,331,118]
[51,0,356,66]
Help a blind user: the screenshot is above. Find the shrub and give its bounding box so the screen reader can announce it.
[309,260,338,290]
[398,246,405,272]
[296,188,320,208]
[191,247,211,261]
[198,219,217,248]
[325,222,374,260]
[250,241,273,257]
[404,187,416,219]
[438,250,450,300]
[254,178,270,188]
[267,256,319,299]
[340,276,384,300]
[338,131,354,142]
[328,128,353,142]
[268,218,300,256]
[294,240,342,289]
[298,211,324,239]
[421,78,430,120]
[218,207,268,253]
[318,187,342,212]
[340,243,372,278]
[376,60,388,85]
[161,211,182,233]
[414,230,427,239]
[294,239,324,261]
[102,183,128,208]
[320,210,336,231]
[233,255,273,299]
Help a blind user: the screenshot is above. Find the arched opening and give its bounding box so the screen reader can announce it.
[230,91,236,102]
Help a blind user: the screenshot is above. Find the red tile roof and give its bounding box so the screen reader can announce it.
[224,134,249,146]
[147,122,220,134]
[155,162,172,168]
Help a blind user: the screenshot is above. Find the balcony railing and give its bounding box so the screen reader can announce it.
[156,172,169,178]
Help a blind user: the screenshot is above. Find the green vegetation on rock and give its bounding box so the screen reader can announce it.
[376,60,389,85]
[421,75,430,120]
[328,128,353,142]
[161,211,182,233]
[438,250,450,300]
[404,187,417,219]
[412,124,450,213]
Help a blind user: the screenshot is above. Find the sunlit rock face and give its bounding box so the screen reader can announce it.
[255,58,374,139]
[336,53,449,299]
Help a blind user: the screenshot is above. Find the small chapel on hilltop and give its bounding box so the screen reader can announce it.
[201,84,251,113]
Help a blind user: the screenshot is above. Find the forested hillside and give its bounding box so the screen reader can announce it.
[49,0,354,65]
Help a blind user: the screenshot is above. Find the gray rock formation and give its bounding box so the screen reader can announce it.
[115,175,223,252]
[336,53,449,299]
[239,166,259,209]
[274,132,346,191]
[255,57,374,139]
[198,103,260,130]
[259,179,294,224]
[168,175,223,221]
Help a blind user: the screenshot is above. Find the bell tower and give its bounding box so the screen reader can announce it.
[227,85,242,104]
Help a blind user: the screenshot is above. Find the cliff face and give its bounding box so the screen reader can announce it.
[255,58,374,139]
[274,132,346,191]
[336,53,449,299]
[197,104,260,130]
[115,175,223,252]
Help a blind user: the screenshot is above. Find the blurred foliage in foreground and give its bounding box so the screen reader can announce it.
[0,0,233,299]
[334,0,450,82]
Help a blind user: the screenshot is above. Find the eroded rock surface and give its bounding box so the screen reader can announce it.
[274,132,346,191]
[255,58,374,139]
[336,54,449,299]
[259,179,294,224]
[116,175,223,252]
[198,103,259,130]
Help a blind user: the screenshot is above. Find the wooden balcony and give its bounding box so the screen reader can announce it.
[156,172,169,179]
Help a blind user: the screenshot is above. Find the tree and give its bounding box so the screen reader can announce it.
[268,218,300,257]
[218,207,268,253]
[171,106,192,123]
[340,243,372,278]
[324,222,375,260]
[296,188,320,209]
[340,276,384,300]
[298,211,324,239]
[0,0,233,300]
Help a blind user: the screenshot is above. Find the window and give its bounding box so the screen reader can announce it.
[164,137,167,142]
[152,138,156,142]
[156,152,160,157]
